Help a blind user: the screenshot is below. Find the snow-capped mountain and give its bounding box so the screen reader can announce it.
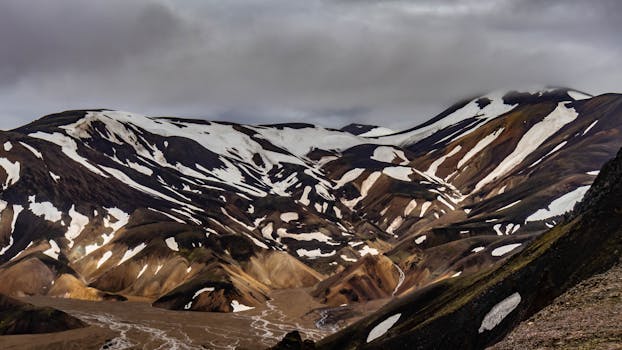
[1,87,621,314]
[312,132,622,350]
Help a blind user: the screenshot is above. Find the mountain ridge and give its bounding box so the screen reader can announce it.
[1,87,621,347]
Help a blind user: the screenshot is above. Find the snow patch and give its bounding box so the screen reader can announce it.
[367,314,401,343]
[491,243,522,257]
[372,146,408,164]
[231,300,255,313]
[475,102,579,191]
[117,243,147,266]
[526,186,590,222]
[43,240,61,260]
[359,245,379,256]
[457,128,504,169]
[478,293,522,333]
[97,251,113,269]
[280,212,299,223]
[165,237,179,251]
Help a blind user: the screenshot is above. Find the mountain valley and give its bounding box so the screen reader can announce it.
[1,87,621,349]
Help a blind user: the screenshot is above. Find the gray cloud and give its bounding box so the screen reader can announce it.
[0,0,620,130]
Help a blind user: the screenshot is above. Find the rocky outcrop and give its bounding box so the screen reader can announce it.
[0,293,85,335]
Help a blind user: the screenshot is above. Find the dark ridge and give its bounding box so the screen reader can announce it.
[13,109,102,134]
[0,293,86,335]
[258,123,316,130]
[341,124,379,135]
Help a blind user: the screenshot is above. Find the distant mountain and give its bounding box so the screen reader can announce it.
[0,87,620,324]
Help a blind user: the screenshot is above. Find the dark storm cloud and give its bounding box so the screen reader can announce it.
[0,0,620,130]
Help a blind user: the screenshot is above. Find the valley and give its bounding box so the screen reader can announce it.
[1,87,621,349]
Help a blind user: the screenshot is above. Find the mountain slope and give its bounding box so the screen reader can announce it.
[0,87,621,318]
[489,263,622,350]
[314,145,622,349]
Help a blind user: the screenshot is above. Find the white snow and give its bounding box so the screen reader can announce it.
[415,235,427,244]
[425,146,462,177]
[360,172,381,198]
[261,222,274,239]
[340,255,357,262]
[420,202,432,216]
[117,243,147,266]
[43,240,61,260]
[231,300,255,313]
[335,168,365,188]
[478,292,522,333]
[101,166,201,212]
[29,132,107,177]
[371,146,408,164]
[497,200,521,212]
[382,167,413,182]
[458,128,504,168]
[19,142,43,159]
[525,186,590,222]
[359,245,379,256]
[404,199,417,216]
[386,216,403,235]
[567,90,592,100]
[49,172,61,182]
[137,264,149,278]
[377,91,516,146]
[104,208,129,232]
[299,186,312,205]
[437,195,455,211]
[493,224,504,236]
[587,170,600,176]
[0,158,20,189]
[296,248,336,259]
[471,246,485,253]
[65,206,89,248]
[97,251,113,269]
[475,102,579,191]
[366,314,402,343]
[3,142,12,151]
[582,120,598,136]
[452,271,462,278]
[280,212,299,223]
[491,243,522,257]
[276,228,339,246]
[192,287,215,300]
[165,237,180,251]
[359,127,395,137]
[28,196,63,222]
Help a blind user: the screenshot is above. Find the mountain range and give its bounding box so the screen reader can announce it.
[1,87,621,349]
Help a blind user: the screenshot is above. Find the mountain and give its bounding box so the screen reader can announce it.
[0,87,621,343]
[308,143,622,349]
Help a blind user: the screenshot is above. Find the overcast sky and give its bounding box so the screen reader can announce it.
[1,0,620,130]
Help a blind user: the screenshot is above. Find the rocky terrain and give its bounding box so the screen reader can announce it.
[489,263,622,350]
[309,141,622,349]
[1,87,622,348]
[0,293,85,335]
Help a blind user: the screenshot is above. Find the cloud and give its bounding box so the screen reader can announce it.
[0,0,620,130]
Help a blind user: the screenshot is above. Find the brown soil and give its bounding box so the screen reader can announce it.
[489,264,622,350]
